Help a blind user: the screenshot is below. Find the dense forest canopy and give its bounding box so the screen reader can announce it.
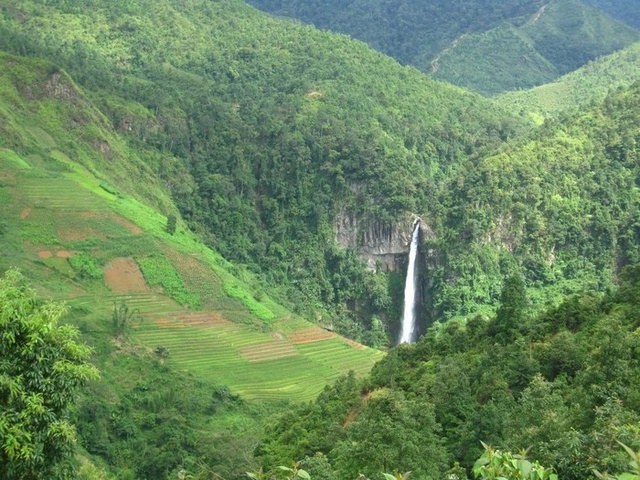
[0,0,639,478]
[258,265,640,480]
[245,0,640,95]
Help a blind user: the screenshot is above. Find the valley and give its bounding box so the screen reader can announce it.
[0,0,638,478]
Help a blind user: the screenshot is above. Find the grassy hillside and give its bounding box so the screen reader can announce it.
[432,0,640,95]
[496,42,640,120]
[0,50,383,399]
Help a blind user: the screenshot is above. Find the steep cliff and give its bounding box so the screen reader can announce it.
[334,211,434,272]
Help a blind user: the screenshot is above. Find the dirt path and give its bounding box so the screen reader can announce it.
[530,4,548,24]
[431,34,467,73]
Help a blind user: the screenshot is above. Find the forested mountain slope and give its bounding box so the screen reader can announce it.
[245,0,544,72]
[0,0,527,341]
[432,0,640,95]
[246,0,639,95]
[497,42,640,119]
[258,265,640,480]
[584,0,640,29]
[427,82,640,321]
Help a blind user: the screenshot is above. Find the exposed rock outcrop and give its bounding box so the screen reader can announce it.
[334,211,434,272]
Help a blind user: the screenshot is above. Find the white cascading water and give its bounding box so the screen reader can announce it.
[399,221,420,344]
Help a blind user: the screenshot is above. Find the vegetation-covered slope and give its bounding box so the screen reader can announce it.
[584,0,640,29]
[258,267,640,480]
[0,47,387,478]
[432,0,640,95]
[497,42,640,120]
[427,82,640,321]
[244,0,545,73]
[246,0,639,95]
[0,0,528,341]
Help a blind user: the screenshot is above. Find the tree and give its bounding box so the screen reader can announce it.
[332,389,450,479]
[491,274,528,342]
[0,269,99,479]
[473,443,557,480]
[166,214,177,235]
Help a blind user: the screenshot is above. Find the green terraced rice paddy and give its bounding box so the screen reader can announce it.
[5,151,385,405]
[131,317,384,402]
[20,176,107,211]
[295,339,385,376]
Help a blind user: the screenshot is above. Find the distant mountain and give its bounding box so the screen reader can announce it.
[245,0,545,72]
[433,0,640,95]
[584,0,640,29]
[246,0,639,95]
[429,22,560,95]
[497,43,640,119]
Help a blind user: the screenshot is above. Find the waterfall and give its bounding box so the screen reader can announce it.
[399,221,420,344]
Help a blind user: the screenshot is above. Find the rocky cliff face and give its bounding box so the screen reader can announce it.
[334,211,434,272]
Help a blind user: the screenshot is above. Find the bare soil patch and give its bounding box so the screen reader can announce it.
[341,338,367,350]
[56,250,73,258]
[110,214,142,235]
[343,391,373,427]
[38,250,53,259]
[104,257,149,293]
[20,207,31,220]
[288,326,336,344]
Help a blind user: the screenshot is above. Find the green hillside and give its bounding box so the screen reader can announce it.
[0,0,529,341]
[244,0,545,72]
[1,0,639,479]
[519,0,638,74]
[432,0,640,95]
[429,82,640,321]
[258,264,640,480]
[0,48,388,477]
[497,42,640,119]
[430,22,559,95]
[584,0,640,28]
[0,50,383,400]
[246,0,639,95]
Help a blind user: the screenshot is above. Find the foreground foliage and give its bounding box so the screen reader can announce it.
[258,267,640,480]
[0,270,99,479]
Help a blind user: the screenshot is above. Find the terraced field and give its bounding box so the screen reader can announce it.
[3,149,386,403]
[296,339,384,377]
[131,314,384,401]
[20,176,107,211]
